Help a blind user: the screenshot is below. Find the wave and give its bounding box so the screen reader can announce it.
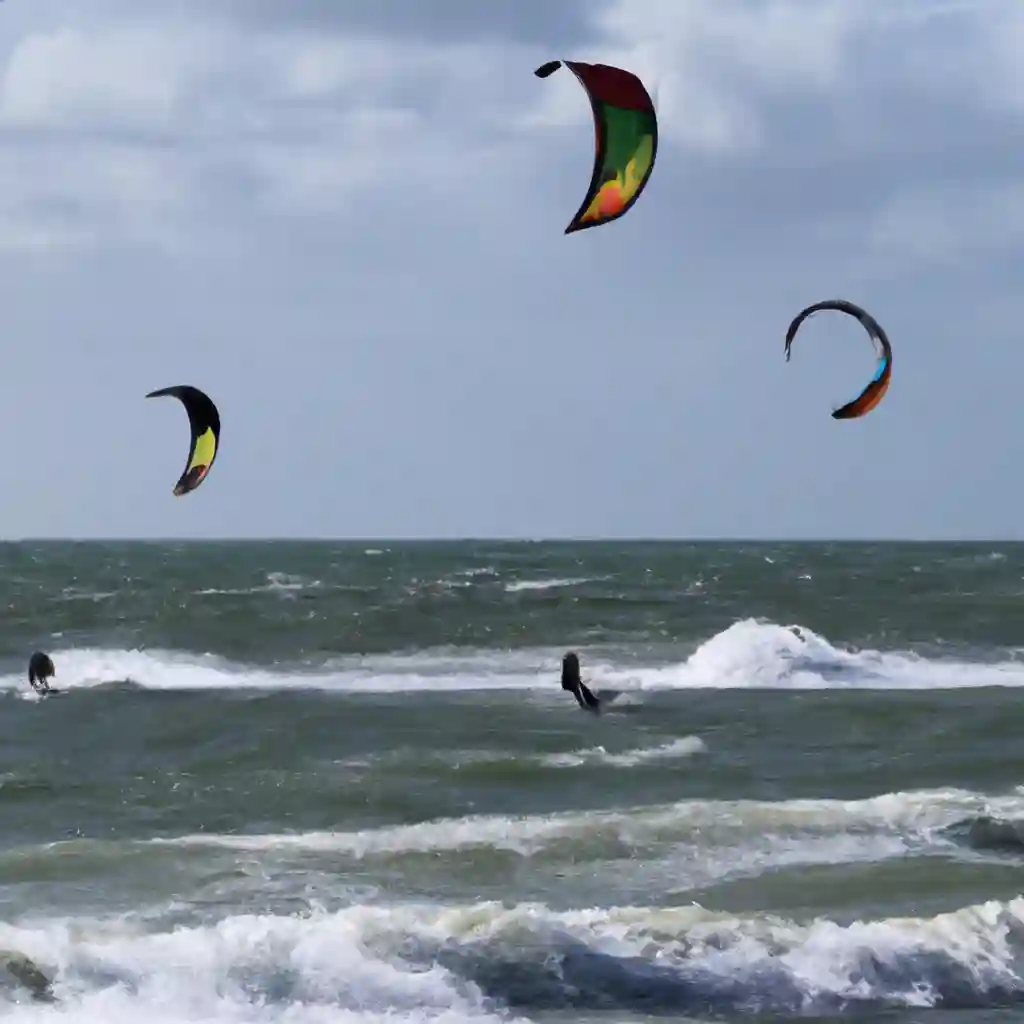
[194,571,324,597]
[539,736,707,768]
[941,815,1024,856]
[332,736,706,774]
[10,785,1010,949]
[4,785,1024,1016]
[6,619,1024,694]
[0,647,551,696]
[597,618,1024,692]
[6,891,1024,1018]
[503,577,604,593]
[124,786,1024,886]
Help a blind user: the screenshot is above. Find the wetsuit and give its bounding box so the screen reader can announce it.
[561,651,601,713]
[28,651,54,695]
[567,680,601,713]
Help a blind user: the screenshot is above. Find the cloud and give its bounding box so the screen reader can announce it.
[0,0,1014,255]
[202,0,593,46]
[0,25,188,130]
[577,0,854,150]
[867,182,1024,264]
[0,11,549,253]
[0,0,1021,538]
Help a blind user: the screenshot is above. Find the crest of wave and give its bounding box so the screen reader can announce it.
[598,619,1024,690]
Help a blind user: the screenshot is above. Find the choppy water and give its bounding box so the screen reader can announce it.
[3,540,1024,1022]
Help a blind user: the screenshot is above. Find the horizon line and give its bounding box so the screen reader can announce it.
[1,536,1022,545]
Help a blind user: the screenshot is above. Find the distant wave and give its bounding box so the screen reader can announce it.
[539,736,706,768]
[193,571,323,596]
[15,785,1007,911]
[504,577,606,593]
[6,618,1024,695]
[136,785,1019,865]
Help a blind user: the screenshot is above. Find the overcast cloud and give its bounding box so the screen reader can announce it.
[0,0,1021,539]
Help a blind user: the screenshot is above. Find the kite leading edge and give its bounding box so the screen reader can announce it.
[146,385,221,496]
[784,299,893,420]
[535,60,658,234]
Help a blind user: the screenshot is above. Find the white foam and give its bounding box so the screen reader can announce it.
[4,892,1024,1019]
[0,908,513,1024]
[594,618,1024,691]
[540,736,707,768]
[504,577,604,593]
[0,647,553,695]
[195,571,323,597]
[6,618,1024,695]
[55,589,117,604]
[143,785,1012,865]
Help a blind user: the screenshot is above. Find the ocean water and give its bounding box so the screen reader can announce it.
[2,540,1024,1022]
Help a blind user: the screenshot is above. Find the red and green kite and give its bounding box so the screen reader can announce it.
[535,60,659,234]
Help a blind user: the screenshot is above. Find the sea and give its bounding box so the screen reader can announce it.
[2,540,1024,1023]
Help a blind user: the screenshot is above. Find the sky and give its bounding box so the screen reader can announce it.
[0,0,1022,540]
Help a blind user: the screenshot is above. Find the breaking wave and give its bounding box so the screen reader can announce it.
[7,893,1024,1019]
[5,619,1024,694]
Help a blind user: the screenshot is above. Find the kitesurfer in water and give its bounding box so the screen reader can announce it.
[561,651,601,713]
[27,651,54,695]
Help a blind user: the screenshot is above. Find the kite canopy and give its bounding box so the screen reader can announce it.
[146,385,221,496]
[535,59,658,234]
[784,299,893,420]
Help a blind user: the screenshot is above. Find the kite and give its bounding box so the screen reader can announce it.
[535,59,658,234]
[146,385,221,496]
[784,299,893,420]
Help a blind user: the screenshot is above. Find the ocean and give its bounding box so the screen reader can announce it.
[2,540,1024,1023]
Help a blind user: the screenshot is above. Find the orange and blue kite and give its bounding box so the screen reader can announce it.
[785,299,893,420]
[535,60,658,234]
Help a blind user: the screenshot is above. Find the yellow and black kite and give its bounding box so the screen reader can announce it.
[784,299,893,420]
[146,385,221,496]
[535,59,658,234]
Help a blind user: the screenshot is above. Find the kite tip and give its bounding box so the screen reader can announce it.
[535,60,561,79]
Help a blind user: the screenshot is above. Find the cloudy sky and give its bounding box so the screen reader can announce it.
[0,0,1021,540]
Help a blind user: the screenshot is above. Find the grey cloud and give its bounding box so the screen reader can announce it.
[203,0,597,46]
[0,0,1021,539]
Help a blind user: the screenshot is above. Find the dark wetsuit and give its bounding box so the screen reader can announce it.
[561,651,601,714]
[28,651,54,695]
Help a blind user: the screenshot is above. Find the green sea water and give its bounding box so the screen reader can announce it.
[2,540,1024,1022]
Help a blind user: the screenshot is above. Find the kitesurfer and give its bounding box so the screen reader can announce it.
[561,651,601,713]
[27,651,54,695]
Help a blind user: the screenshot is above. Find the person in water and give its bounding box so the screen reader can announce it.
[27,651,55,695]
[561,651,601,713]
